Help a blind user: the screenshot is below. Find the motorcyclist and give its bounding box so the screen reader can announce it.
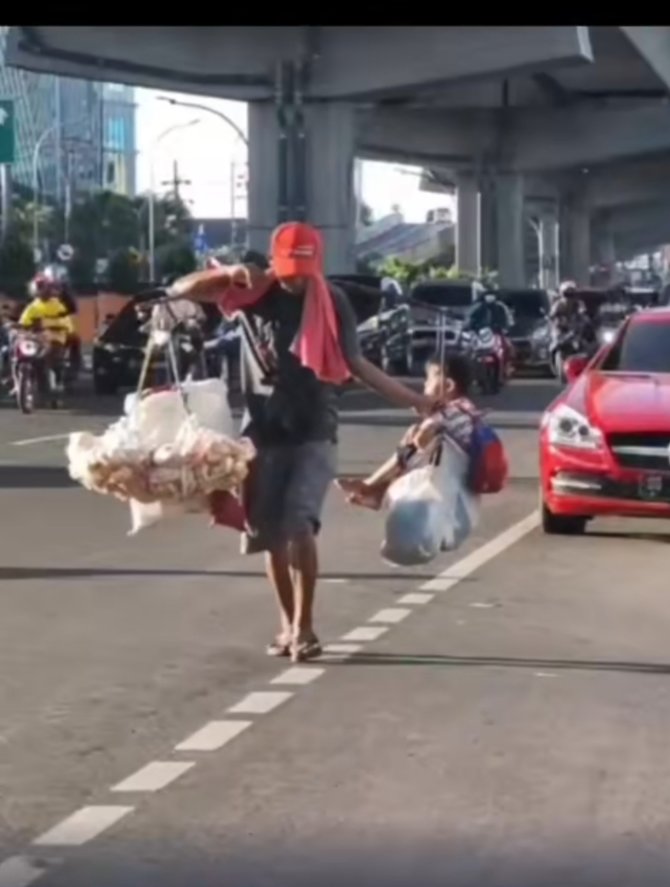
[18,274,74,393]
[549,281,586,325]
[466,289,511,335]
[549,281,597,360]
[465,288,514,379]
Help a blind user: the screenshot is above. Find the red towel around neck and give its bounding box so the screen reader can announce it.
[210,225,352,385]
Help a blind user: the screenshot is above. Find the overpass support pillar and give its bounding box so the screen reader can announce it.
[560,197,590,285]
[539,208,559,291]
[456,172,480,275]
[248,100,356,273]
[478,176,498,275]
[593,214,616,268]
[496,172,525,287]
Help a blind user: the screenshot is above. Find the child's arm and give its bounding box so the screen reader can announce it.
[363,452,405,488]
[410,415,443,451]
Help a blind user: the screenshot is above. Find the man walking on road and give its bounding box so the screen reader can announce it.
[174,222,436,662]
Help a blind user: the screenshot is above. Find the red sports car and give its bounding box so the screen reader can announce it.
[540,307,670,534]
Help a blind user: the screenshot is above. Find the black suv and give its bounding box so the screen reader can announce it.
[92,293,222,395]
[498,288,551,373]
[378,280,479,376]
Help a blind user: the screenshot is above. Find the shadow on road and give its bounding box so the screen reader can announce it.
[584,530,670,544]
[345,651,670,676]
[16,831,670,886]
[0,566,459,582]
[0,466,74,489]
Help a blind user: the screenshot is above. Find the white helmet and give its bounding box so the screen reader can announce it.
[559,280,577,296]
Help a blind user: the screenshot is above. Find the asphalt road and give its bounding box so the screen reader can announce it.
[1,378,670,886]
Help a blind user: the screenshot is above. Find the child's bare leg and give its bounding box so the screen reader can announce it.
[337,452,404,510]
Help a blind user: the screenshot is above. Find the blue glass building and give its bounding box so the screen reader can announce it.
[0,27,136,200]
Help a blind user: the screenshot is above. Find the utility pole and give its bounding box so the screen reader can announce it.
[161,160,190,200]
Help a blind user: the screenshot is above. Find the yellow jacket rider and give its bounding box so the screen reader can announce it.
[19,274,74,345]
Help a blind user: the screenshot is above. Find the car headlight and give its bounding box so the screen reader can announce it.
[532,322,551,342]
[544,404,604,451]
[599,328,616,345]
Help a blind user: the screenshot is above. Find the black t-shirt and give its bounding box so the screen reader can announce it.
[241,283,361,446]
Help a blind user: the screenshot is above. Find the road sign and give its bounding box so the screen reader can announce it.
[57,243,74,262]
[0,100,15,165]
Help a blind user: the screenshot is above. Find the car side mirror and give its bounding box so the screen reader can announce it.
[564,355,588,382]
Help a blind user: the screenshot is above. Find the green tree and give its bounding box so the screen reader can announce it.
[155,240,196,281]
[107,247,141,294]
[0,227,35,297]
[377,257,426,287]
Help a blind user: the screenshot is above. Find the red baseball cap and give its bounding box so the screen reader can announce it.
[271,222,323,278]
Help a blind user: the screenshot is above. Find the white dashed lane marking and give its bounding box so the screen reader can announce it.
[419,511,539,592]
[227,691,293,714]
[111,761,195,793]
[368,607,412,625]
[33,806,134,847]
[0,509,541,880]
[175,720,252,752]
[341,625,389,643]
[397,592,435,605]
[10,434,70,447]
[271,666,325,686]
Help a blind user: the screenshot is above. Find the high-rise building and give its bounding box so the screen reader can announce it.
[101,82,136,197]
[0,27,136,200]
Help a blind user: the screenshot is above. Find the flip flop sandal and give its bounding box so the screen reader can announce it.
[266,637,292,657]
[290,637,323,663]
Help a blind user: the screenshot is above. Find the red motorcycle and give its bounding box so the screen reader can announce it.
[464,327,511,395]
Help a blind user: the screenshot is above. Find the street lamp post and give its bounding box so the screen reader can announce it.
[148,118,200,282]
[32,117,91,261]
[157,96,248,252]
[157,96,247,147]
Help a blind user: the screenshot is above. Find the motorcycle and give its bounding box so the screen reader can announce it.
[463,327,507,395]
[549,326,584,383]
[11,329,65,413]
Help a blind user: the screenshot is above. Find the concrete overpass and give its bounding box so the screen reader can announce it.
[6,26,670,279]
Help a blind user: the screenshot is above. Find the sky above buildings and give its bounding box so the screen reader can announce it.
[135,88,454,222]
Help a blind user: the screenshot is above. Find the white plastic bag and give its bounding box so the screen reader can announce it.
[381,436,479,567]
[67,378,254,535]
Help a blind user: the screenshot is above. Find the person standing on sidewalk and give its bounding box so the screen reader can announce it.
[173,222,437,662]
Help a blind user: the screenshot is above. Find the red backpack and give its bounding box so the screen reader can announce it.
[466,418,508,494]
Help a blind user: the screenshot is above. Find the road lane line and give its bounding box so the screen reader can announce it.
[341,626,389,642]
[0,856,55,887]
[320,642,363,662]
[420,510,540,592]
[227,691,293,714]
[10,434,70,447]
[368,607,412,625]
[111,761,195,793]
[175,720,253,752]
[397,593,435,605]
[271,667,325,686]
[33,806,134,847]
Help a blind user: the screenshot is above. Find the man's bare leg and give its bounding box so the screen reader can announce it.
[288,530,321,662]
[265,545,295,655]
